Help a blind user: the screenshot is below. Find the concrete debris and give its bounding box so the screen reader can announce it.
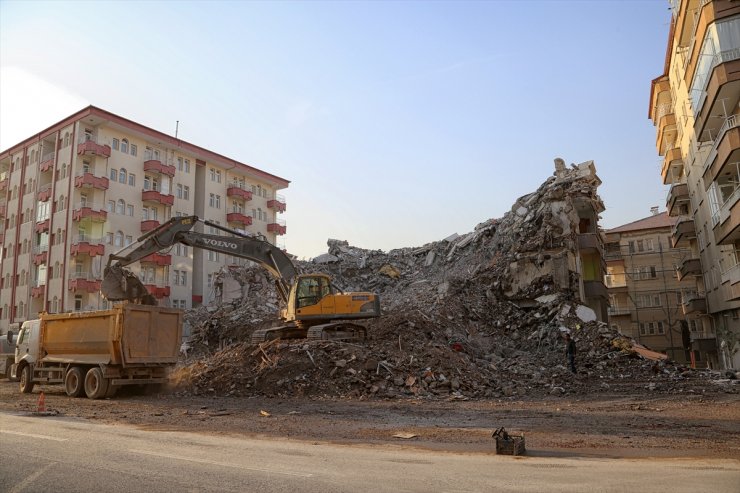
[175,161,733,400]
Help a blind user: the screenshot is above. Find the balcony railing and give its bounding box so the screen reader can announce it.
[141,253,172,266]
[267,219,286,235]
[142,189,174,206]
[677,257,702,280]
[604,275,627,288]
[711,185,740,229]
[682,293,707,315]
[703,115,739,176]
[143,284,171,299]
[37,184,52,202]
[227,185,253,201]
[77,136,111,157]
[143,159,176,177]
[267,194,287,213]
[141,220,161,233]
[608,307,631,316]
[72,202,108,222]
[226,212,252,227]
[693,48,740,115]
[68,271,102,292]
[39,152,55,172]
[70,234,105,257]
[74,171,109,190]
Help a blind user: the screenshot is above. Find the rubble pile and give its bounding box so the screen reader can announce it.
[175,160,733,399]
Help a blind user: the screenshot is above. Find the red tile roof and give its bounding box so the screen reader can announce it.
[606,212,676,233]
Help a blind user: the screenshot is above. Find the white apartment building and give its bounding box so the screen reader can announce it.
[0,106,288,331]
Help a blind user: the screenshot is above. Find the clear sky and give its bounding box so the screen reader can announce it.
[0,0,672,259]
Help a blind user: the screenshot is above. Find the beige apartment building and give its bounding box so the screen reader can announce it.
[650,0,740,369]
[605,210,709,366]
[0,106,288,332]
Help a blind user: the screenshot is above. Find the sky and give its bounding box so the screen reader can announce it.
[0,0,672,259]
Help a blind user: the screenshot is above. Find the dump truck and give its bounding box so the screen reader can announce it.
[13,304,182,399]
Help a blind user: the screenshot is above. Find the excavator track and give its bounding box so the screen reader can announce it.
[306,323,367,341]
[250,324,308,344]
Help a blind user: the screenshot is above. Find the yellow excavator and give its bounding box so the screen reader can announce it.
[100,215,380,343]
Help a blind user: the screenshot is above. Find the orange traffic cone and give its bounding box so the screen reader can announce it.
[37,391,46,412]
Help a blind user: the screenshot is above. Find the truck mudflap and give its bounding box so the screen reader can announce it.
[111,377,168,386]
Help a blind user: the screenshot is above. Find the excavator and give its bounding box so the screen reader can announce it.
[100,215,380,343]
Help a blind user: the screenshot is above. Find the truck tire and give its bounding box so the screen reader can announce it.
[65,367,85,397]
[84,367,109,399]
[19,365,34,394]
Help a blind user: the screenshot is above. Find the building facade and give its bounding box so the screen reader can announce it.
[0,106,289,332]
[650,0,740,369]
[605,210,706,366]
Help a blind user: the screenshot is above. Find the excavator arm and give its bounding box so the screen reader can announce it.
[101,215,296,303]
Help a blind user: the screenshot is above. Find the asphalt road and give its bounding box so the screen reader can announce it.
[1,411,738,493]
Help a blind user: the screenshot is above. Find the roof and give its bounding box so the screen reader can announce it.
[0,105,290,189]
[606,212,676,234]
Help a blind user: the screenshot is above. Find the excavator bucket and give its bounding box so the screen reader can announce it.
[101,264,157,305]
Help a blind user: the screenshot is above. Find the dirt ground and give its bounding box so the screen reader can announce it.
[1,380,739,459]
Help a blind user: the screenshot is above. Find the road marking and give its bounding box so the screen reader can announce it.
[0,429,69,442]
[8,462,55,493]
[128,449,314,477]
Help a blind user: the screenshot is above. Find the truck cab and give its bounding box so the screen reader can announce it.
[14,319,40,369]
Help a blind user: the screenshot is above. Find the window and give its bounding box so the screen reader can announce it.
[125,235,133,246]
[181,271,187,286]
[210,168,216,181]
[117,200,125,215]
[144,176,151,190]
[110,168,118,180]
[177,157,183,171]
[646,239,654,251]
[107,200,115,213]
[130,144,137,156]
[184,159,190,173]
[183,186,190,200]
[177,184,183,199]
[106,232,113,244]
[119,168,127,184]
[209,193,215,207]
[115,231,123,247]
[207,274,212,288]
[127,204,134,216]
[129,174,135,187]
[112,138,119,151]
[628,241,635,254]
[207,251,220,262]
[120,139,128,153]
[215,194,221,209]
[63,132,70,147]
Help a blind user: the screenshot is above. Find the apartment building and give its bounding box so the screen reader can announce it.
[605,210,708,366]
[0,106,289,332]
[650,0,740,369]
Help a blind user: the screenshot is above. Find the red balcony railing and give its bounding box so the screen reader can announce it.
[31,286,45,298]
[68,272,101,293]
[226,212,252,227]
[39,154,54,172]
[70,235,105,257]
[142,190,174,206]
[267,220,286,235]
[72,204,107,222]
[0,204,5,217]
[144,159,176,177]
[74,172,109,191]
[141,220,160,233]
[141,253,172,266]
[267,195,286,213]
[0,178,8,192]
[227,186,253,201]
[35,218,50,233]
[144,285,170,298]
[77,140,111,158]
[37,185,52,202]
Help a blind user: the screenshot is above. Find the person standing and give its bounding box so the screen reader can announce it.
[564,333,576,374]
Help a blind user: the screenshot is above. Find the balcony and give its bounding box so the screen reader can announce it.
[682,294,707,315]
[604,274,627,290]
[39,152,55,172]
[35,218,50,233]
[0,177,8,192]
[267,219,286,235]
[661,146,684,185]
[142,189,174,206]
[267,195,287,213]
[702,115,740,188]
[141,220,160,233]
[68,272,101,293]
[70,235,105,258]
[143,159,176,177]
[0,203,5,217]
[694,46,740,140]
[677,257,703,281]
[141,253,172,266]
[72,203,108,223]
[226,212,252,227]
[31,285,45,298]
[666,182,689,216]
[227,186,253,201]
[607,306,631,317]
[143,285,170,299]
[577,232,603,254]
[712,186,740,245]
[32,244,49,266]
[721,264,740,302]
[671,217,695,247]
[583,280,608,300]
[77,138,111,158]
[37,184,52,202]
[74,171,109,191]
[656,107,677,156]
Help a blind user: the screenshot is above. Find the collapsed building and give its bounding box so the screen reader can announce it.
[175,160,735,399]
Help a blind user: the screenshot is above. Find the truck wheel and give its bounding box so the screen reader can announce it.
[65,367,85,397]
[84,367,109,399]
[19,365,34,394]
